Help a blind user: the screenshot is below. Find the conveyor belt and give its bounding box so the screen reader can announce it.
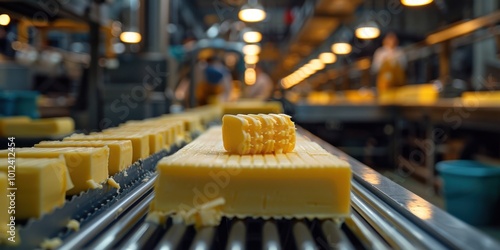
[5,129,500,250]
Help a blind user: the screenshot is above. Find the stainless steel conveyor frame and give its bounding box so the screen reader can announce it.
[21,127,500,250]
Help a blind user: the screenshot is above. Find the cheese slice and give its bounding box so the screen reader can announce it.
[0,158,70,219]
[0,147,108,195]
[64,133,148,162]
[0,116,31,137]
[2,117,74,138]
[151,127,352,223]
[102,129,164,154]
[35,140,132,175]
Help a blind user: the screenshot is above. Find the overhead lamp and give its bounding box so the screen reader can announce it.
[302,66,314,75]
[310,59,325,71]
[243,31,262,43]
[332,43,352,55]
[245,68,257,85]
[0,14,10,26]
[120,0,141,43]
[244,55,259,64]
[239,0,266,22]
[120,32,142,43]
[319,52,337,64]
[401,0,433,6]
[242,44,261,55]
[355,21,380,39]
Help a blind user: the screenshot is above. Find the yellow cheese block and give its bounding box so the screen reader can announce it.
[159,114,204,134]
[0,147,108,195]
[185,104,223,124]
[64,133,148,162]
[0,116,31,137]
[222,101,283,115]
[35,140,132,175]
[125,119,187,145]
[124,125,175,149]
[0,172,7,243]
[0,158,70,219]
[222,114,296,154]
[102,129,164,154]
[2,117,74,138]
[151,127,352,222]
[119,122,181,149]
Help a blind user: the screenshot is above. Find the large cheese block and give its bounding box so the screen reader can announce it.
[0,116,31,137]
[102,129,164,154]
[151,127,352,223]
[2,117,74,138]
[64,133,148,162]
[0,147,108,195]
[0,158,70,219]
[35,140,132,175]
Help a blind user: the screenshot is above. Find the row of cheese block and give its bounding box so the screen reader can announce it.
[0,113,205,223]
[0,116,75,138]
[150,127,352,228]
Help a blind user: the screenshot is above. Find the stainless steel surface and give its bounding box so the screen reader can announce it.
[293,104,394,123]
[154,224,188,250]
[346,210,390,250]
[189,227,216,250]
[320,220,354,250]
[293,221,318,250]
[298,127,500,249]
[262,221,282,250]
[59,175,158,250]
[86,193,153,249]
[226,221,246,250]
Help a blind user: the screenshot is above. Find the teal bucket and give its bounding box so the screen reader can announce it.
[13,91,40,119]
[437,160,500,226]
[0,92,16,116]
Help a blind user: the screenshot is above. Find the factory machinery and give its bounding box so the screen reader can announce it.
[3,126,499,250]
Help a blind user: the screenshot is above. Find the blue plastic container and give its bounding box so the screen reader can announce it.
[13,91,40,119]
[0,92,16,116]
[437,160,500,226]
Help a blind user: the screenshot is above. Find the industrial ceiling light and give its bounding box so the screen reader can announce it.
[120,0,142,43]
[319,52,337,64]
[239,0,266,22]
[242,44,261,55]
[243,31,262,43]
[120,32,142,43]
[401,0,433,6]
[244,54,259,64]
[0,14,10,26]
[310,59,325,71]
[332,42,352,55]
[355,21,380,39]
[245,68,257,85]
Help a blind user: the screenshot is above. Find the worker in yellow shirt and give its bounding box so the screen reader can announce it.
[371,32,407,93]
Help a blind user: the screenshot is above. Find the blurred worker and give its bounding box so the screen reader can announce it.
[244,66,273,100]
[196,56,232,106]
[371,32,407,93]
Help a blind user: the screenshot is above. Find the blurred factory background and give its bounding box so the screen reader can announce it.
[1,0,500,236]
